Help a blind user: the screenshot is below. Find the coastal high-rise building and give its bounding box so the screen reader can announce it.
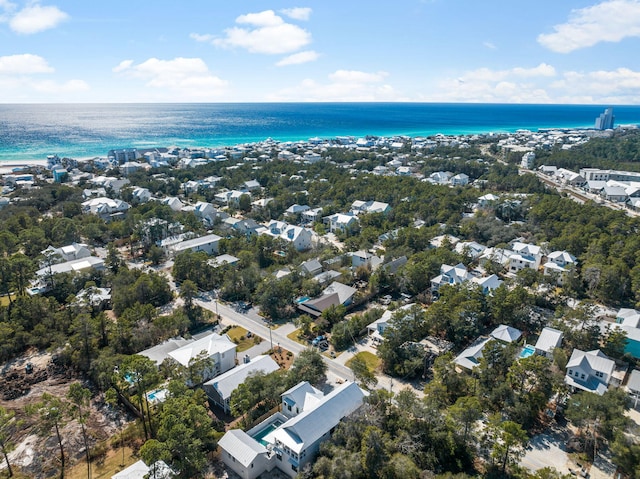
[595,107,615,130]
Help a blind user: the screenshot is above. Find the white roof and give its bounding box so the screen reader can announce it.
[204,355,279,400]
[471,274,502,291]
[547,250,577,264]
[266,381,364,454]
[534,327,563,353]
[454,337,492,370]
[281,381,324,411]
[322,282,357,305]
[491,324,522,343]
[218,429,268,468]
[627,369,640,394]
[172,233,221,252]
[36,256,104,276]
[111,460,173,479]
[512,242,541,257]
[617,308,640,328]
[566,349,615,376]
[168,332,235,367]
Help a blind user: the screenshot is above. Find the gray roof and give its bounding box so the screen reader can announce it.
[168,332,235,367]
[281,381,323,411]
[566,349,615,376]
[491,324,522,343]
[267,381,364,454]
[627,369,640,394]
[173,233,221,252]
[204,355,279,400]
[138,337,194,366]
[218,429,268,468]
[322,281,357,305]
[534,327,563,353]
[454,337,492,370]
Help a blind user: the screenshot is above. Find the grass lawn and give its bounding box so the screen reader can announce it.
[286,328,309,346]
[346,351,381,372]
[67,446,137,479]
[227,326,262,352]
[0,294,16,307]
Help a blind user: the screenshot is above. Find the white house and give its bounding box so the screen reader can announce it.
[324,213,359,233]
[450,173,469,186]
[477,193,500,208]
[218,381,365,479]
[161,196,184,212]
[490,324,522,343]
[192,201,218,227]
[168,332,236,383]
[42,243,91,262]
[131,187,152,204]
[454,337,492,370]
[534,327,563,358]
[367,304,418,343]
[203,355,280,413]
[431,263,473,293]
[546,250,577,269]
[511,242,543,269]
[471,274,503,295]
[455,241,487,260]
[564,349,615,395]
[111,460,173,479]
[168,233,221,257]
[264,221,313,251]
[350,200,391,215]
[81,197,130,221]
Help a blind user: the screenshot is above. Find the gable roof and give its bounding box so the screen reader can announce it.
[205,355,279,400]
[454,337,492,370]
[534,327,563,353]
[168,333,235,367]
[266,381,364,454]
[218,429,268,468]
[281,381,323,411]
[566,349,615,376]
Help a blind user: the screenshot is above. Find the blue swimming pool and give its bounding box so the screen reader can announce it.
[252,419,283,446]
[296,296,311,304]
[520,345,536,359]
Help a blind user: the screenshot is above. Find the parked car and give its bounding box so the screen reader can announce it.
[311,335,326,346]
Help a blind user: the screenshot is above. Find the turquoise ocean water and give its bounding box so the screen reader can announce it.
[2,103,640,162]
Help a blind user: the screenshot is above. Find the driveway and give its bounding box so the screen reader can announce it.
[520,427,572,474]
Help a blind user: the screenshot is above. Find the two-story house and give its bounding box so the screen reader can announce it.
[564,349,615,395]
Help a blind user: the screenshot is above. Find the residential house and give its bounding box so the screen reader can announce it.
[626,369,640,407]
[203,355,280,413]
[350,200,391,215]
[42,243,91,262]
[264,220,313,251]
[455,241,487,260]
[546,250,577,268]
[367,303,418,344]
[450,173,469,186]
[131,187,151,204]
[301,207,323,224]
[111,460,174,479]
[244,180,261,191]
[161,196,184,212]
[511,242,543,269]
[81,197,130,221]
[431,263,473,293]
[219,381,364,479]
[614,308,640,358]
[350,250,383,270]
[208,254,240,268]
[168,233,221,257]
[168,332,236,383]
[564,349,616,395]
[534,327,563,358]
[297,282,357,317]
[285,204,311,219]
[490,324,522,343]
[323,213,359,233]
[454,337,492,370]
[601,185,628,203]
[470,274,503,295]
[427,171,453,185]
[477,193,500,208]
[300,259,322,277]
[193,201,218,227]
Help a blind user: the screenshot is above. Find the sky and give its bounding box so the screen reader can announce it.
[1,0,640,103]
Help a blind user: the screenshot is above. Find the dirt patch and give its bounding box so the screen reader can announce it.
[0,351,130,479]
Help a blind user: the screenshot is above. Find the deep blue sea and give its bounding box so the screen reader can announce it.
[2,103,640,162]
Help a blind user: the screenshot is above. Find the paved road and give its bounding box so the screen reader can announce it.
[195,298,355,383]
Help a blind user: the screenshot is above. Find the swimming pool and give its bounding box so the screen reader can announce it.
[296,296,311,304]
[252,419,283,446]
[519,345,536,359]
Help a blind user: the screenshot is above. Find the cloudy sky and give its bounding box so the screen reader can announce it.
[2,0,640,103]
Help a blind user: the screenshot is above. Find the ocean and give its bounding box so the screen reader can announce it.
[2,103,640,163]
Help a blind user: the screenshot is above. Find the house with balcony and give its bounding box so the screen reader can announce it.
[564,349,616,395]
[218,381,365,479]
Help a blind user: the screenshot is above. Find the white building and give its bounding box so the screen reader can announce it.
[564,349,615,395]
[534,327,563,358]
[168,233,221,257]
[203,355,280,413]
[168,332,236,383]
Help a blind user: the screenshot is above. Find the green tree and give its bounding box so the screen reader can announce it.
[602,325,628,359]
[67,383,92,479]
[0,406,19,478]
[289,349,327,387]
[180,279,198,320]
[487,417,528,474]
[449,396,482,444]
[121,355,160,440]
[29,393,68,479]
[349,355,378,390]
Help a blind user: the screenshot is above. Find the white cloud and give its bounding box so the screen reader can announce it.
[112,59,133,73]
[483,41,496,50]
[9,3,69,34]
[280,7,312,21]
[212,9,311,54]
[113,57,229,99]
[0,53,53,74]
[30,78,89,93]
[538,0,640,53]
[276,50,319,66]
[425,64,640,104]
[267,69,406,101]
[190,32,215,42]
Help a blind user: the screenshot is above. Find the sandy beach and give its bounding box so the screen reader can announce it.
[0,159,49,175]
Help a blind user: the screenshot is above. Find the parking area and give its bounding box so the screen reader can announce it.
[520,426,573,475]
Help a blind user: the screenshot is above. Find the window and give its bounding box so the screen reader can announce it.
[568,369,573,376]
[581,373,585,380]
[276,453,282,461]
[292,465,298,472]
[287,404,292,411]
